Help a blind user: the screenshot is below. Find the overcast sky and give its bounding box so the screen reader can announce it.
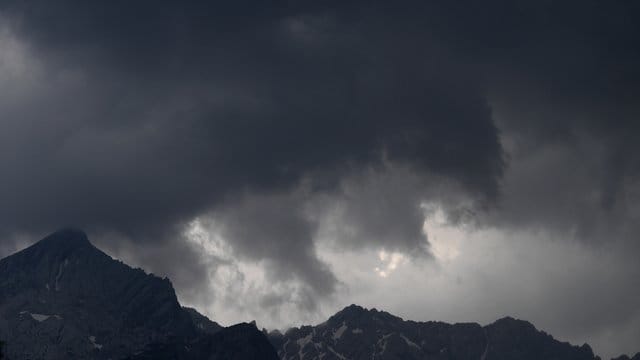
[0,1,639,358]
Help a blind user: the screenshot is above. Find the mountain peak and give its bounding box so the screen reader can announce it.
[0,228,199,359]
[327,304,369,324]
[0,228,101,274]
[330,304,402,325]
[491,316,535,328]
[0,229,285,360]
[33,227,93,252]
[13,228,98,261]
[37,228,91,248]
[339,304,367,314]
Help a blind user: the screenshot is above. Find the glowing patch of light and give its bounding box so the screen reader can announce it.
[423,207,462,262]
[185,219,230,258]
[375,250,405,278]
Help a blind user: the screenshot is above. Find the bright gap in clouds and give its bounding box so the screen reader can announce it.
[371,207,463,278]
[182,219,339,330]
[181,209,639,359]
[374,250,405,278]
[423,207,462,262]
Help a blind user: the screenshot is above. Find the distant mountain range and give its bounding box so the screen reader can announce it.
[0,229,638,360]
[268,304,639,360]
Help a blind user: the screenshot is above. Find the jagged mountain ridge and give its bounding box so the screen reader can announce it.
[0,228,277,360]
[611,355,640,360]
[0,229,637,360]
[269,304,634,360]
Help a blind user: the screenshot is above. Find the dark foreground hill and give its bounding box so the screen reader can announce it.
[0,229,277,360]
[125,322,278,360]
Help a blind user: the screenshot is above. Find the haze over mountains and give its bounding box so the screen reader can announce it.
[0,229,638,360]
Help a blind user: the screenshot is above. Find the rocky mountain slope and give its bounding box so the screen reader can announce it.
[0,228,277,360]
[268,304,632,360]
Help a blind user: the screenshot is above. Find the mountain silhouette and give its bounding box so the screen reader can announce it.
[0,229,277,360]
[0,229,637,360]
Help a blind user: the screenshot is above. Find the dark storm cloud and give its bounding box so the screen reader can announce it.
[209,191,337,298]
[0,2,640,344]
[0,1,505,293]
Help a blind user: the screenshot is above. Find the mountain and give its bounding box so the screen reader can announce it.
[611,355,640,360]
[1,229,636,360]
[268,304,606,360]
[0,228,278,360]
